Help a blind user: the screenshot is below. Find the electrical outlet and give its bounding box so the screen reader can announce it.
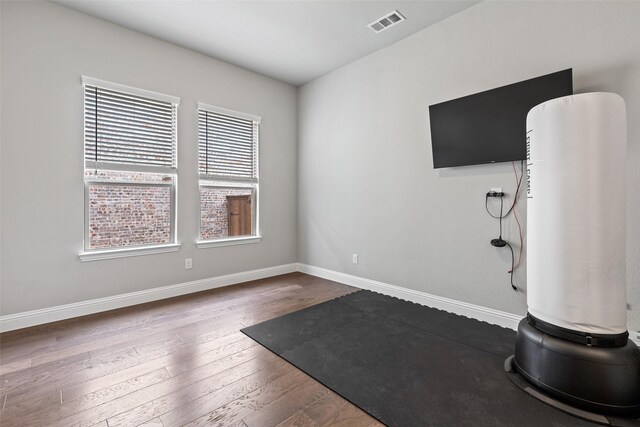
[487,187,505,197]
[185,258,192,269]
[352,254,359,264]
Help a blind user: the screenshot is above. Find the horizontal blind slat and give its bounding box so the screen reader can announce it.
[198,120,253,132]
[86,103,174,124]
[86,144,174,158]
[86,87,175,111]
[85,130,174,146]
[86,108,173,128]
[202,152,254,163]
[86,143,173,158]
[199,147,253,157]
[199,111,253,127]
[85,154,171,165]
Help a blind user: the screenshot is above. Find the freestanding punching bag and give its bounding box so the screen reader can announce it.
[511,92,640,417]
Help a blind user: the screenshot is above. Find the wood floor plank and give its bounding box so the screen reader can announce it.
[2,331,253,423]
[1,387,62,420]
[59,331,254,404]
[2,318,245,401]
[108,351,282,427]
[0,280,299,366]
[0,368,171,427]
[0,358,31,376]
[0,273,366,427]
[182,368,309,426]
[277,411,318,427]
[0,350,92,396]
[66,368,171,416]
[28,280,309,368]
[235,290,355,327]
[137,417,165,427]
[52,347,270,427]
[302,391,383,427]
[27,306,231,366]
[164,336,257,378]
[242,377,329,427]
[1,345,141,398]
[157,355,292,427]
[0,335,59,363]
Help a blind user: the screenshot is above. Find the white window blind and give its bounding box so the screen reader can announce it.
[84,83,178,171]
[198,107,259,179]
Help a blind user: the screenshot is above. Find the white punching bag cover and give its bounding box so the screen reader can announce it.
[526,92,627,335]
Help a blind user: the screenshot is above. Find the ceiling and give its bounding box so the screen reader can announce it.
[55,0,480,86]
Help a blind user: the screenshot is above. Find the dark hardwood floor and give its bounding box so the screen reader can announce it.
[0,272,383,427]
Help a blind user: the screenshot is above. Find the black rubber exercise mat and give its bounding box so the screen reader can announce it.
[241,289,600,427]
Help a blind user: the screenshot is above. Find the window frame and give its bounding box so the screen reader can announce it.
[79,76,181,261]
[196,103,261,248]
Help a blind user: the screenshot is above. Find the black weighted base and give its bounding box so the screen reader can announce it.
[512,319,640,417]
[506,356,640,426]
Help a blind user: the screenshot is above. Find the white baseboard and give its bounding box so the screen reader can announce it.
[297,263,640,346]
[3,261,638,346]
[0,263,298,333]
[298,263,523,330]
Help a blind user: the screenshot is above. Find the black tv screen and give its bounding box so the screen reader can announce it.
[428,69,573,168]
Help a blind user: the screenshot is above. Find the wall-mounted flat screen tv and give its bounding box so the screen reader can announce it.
[428,69,573,169]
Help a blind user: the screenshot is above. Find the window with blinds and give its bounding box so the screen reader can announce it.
[198,104,261,243]
[84,82,177,172]
[198,108,258,179]
[82,77,180,254]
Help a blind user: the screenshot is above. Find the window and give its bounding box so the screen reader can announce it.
[80,77,180,260]
[197,103,261,247]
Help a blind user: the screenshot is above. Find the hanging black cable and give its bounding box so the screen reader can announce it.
[488,192,517,291]
[490,196,507,248]
[499,196,504,238]
[505,242,517,291]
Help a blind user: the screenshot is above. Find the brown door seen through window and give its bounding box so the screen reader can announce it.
[227,195,252,236]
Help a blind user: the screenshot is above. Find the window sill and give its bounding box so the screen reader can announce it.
[196,236,261,249]
[78,243,181,261]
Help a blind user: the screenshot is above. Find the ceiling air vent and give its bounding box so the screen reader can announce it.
[368,10,406,33]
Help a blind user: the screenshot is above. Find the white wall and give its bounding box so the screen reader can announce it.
[0,1,298,315]
[298,1,640,331]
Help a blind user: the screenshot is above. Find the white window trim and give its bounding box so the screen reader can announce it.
[81,76,180,104]
[196,236,261,249]
[196,181,260,247]
[81,77,180,258]
[199,174,257,184]
[85,161,177,175]
[197,103,261,246]
[78,243,181,262]
[197,102,261,123]
[83,178,178,253]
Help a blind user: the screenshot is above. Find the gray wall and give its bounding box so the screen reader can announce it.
[0,1,298,315]
[2,1,639,333]
[298,1,640,330]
